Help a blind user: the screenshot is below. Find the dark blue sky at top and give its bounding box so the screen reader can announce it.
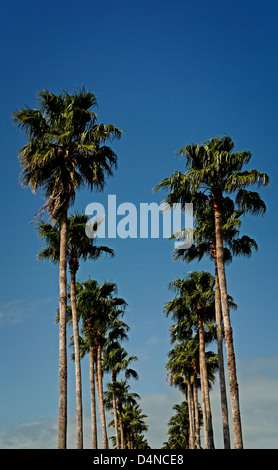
[0,0,277,446]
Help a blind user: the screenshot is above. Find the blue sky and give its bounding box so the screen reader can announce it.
[0,0,277,449]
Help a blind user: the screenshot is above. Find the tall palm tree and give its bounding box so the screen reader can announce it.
[173,202,256,448]
[154,136,269,448]
[13,88,121,448]
[76,279,127,449]
[102,344,138,449]
[36,213,114,448]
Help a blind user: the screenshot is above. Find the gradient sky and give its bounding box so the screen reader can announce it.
[0,0,277,449]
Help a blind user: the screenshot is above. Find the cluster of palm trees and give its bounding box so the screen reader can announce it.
[37,216,148,449]
[13,88,148,449]
[154,137,269,449]
[104,380,149,449]
[13,87,269,450]
[164,271,220,449]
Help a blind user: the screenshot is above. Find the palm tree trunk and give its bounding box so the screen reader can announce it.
[58,210,68,449]
[213,200,243,449]
[96,339,109,449]
[193,378,201,449]
[118,403,125,449]
[214,256,231,449]
[198,311,215,449]
[187,383,195,449]
[112,371,120,449]
[127,432,131,449]
[190,384,196,448]
[89,335,98,449]
[70,266,83,449]
[200,371,208,449]
[130,433,134,449]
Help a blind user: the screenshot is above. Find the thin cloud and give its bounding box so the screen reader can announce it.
[0,298,52,325]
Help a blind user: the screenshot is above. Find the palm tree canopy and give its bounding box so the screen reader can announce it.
[13,88,121,220]
[162,400,201,449]
[173,199,258,265]
[104,380,141,411]
[120,403,148,436]
[154,136,269,217]
[166,338,199,386]
[102,343,139,380]
[164,271,237,343]
[36,212,114,266]
[166,271,215,320]
[76,279,128,345]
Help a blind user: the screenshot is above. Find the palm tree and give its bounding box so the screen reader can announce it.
[102,344,138,449]
[173,202,256,448]
[76,279,127,449]
[154,136,269,448]
[13,88,121,448]
[36,213,114,448]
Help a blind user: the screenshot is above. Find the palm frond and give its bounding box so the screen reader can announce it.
[235,189,267,215]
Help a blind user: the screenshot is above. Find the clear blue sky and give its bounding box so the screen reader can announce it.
[0,0,277,449]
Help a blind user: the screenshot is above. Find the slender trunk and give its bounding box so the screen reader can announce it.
[200,367,208,449]
[187,383,192,448]
[214,256,231,449]
[187,383,195,449]
[118,403,125,449]
[94,349,100,444]
[112,371,120,449]
[58,210,68,449]
[190,384,196,448]
[96,338,108,449]
[198,311,215,449]
[130,433,134,449]
[185,430,189,449]
[70,265,83,449]
[89,335,98,449]
[185,427,189,449]
[213,200,243,449]
[193,377,201,449]
[127,432,132,449]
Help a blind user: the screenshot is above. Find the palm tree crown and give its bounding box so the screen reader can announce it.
[36,212,114,268]
[154,136,269,216]
[13,88,121,220]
